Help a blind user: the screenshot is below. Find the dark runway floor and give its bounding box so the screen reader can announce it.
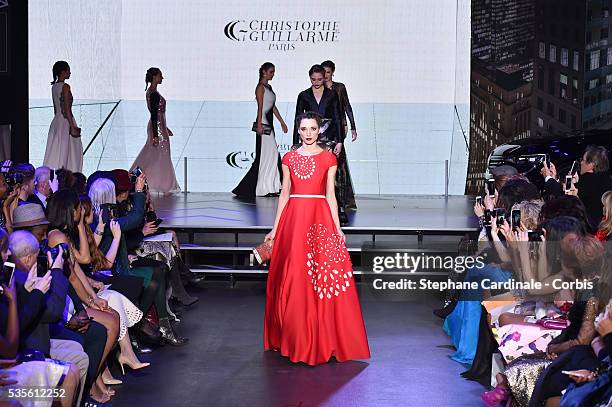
[110,282,484,407]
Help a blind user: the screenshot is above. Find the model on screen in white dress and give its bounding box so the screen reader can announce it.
[130,67,180,194]
[43,61,83,173]
[232,62,288,197]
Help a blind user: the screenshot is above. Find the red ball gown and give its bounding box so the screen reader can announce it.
[264,149,370,365]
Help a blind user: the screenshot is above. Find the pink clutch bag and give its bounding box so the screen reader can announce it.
[536,317,569,330]
[253,240,274,264]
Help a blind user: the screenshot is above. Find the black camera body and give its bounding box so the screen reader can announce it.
[528,229,543,242]
[37,241,69,276]
[145,210,162,227]
[48,242,70,261]
[4,171,24,192]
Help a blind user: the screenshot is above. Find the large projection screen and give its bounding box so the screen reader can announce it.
[28,0,470,194]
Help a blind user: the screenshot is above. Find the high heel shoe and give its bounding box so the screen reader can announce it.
[482,386,510,407]
[118,354,151,375]
[101,367,122,385]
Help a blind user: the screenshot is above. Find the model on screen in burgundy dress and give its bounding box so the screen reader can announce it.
[131,67,180,194]
[263,111,370,365]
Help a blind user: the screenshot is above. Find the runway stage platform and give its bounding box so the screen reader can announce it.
[151,193,479,277]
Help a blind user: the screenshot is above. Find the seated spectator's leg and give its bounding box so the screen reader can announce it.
[49,339,89,407]
[86,308,119,399]
[55,321,107,401]
[57,362,80,407]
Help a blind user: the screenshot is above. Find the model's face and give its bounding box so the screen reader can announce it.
[580,153,595,174]
[155,72,164,84]
[323,67,333,82]
[310,73,325,89]
[298,118,320,145]
[62,68,71,80]
[264,68,275,81]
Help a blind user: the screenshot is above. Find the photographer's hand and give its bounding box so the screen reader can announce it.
[32,271,52,294]
[47,246,65,270]
[1,278,17,305]
[135,173,147,192]
[142,221,158,236]
[490,215,499,238]
[110,219,122,239]
[24,263,39,293]
[499,220,514,242]
[474,202,485,218]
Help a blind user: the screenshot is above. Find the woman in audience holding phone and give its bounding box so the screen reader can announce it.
[46,189,123,401]
[0,228,82,407]
[89,176,187,345]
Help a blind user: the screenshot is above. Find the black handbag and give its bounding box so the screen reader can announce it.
[252,122,273,135]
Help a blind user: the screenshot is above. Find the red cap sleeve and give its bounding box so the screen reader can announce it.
[281,151,291,166]
[328,151,338,167]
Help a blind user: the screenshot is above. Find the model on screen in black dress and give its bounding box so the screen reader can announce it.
[293,65,349,223]
[233,62,288,197]
[322,60,357,210]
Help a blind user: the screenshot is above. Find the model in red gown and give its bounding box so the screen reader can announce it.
[263,113,370,365]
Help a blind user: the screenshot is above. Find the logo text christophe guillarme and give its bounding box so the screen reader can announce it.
[224,20,340,50]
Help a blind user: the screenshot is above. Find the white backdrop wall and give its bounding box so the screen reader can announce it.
[29,0,470,195]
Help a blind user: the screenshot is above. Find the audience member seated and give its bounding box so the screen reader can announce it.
[2,230,86,406]
[0,160,202,406]
[89,175,187,346]
[46,189,123,403]
[2,164,36,233]
[11,203,49,243]
[27,166,55,211]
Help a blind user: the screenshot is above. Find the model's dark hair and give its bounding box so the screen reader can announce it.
[73,173,87,195]
[308,64,325,76]
[51,61,70,84]
[539,195,594,234]
[296,111,323,128]
[145,67,161,90]
[583,145,609,173]
[497,179,540,212]
[259,62,275,79]
[321,60,335,72]
[47,189,80,243]
[541,216,586,274]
